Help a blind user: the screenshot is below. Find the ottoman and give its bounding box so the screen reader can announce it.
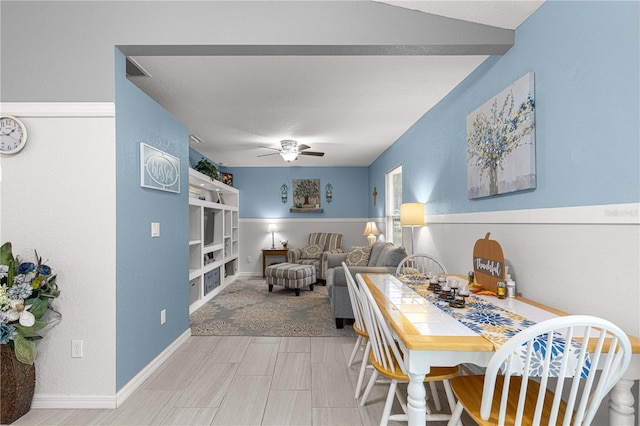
[265,263,316,296]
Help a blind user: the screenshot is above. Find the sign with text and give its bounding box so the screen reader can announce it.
[472,232,505,293]
[140,143,180,193]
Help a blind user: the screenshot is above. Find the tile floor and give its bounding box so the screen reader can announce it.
[15,335,467,425]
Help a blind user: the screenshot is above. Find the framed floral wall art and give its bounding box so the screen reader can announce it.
[467,73,536,199]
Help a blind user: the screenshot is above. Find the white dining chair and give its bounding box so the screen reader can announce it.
[394,253,448,410]
[395,253,447,276]
[342,262,372,399]
[447,315,633,426]
[356,273,459,425]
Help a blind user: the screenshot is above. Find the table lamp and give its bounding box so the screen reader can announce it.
[400,203,426,253]
[267,223,277,249]
[363,221,379,245]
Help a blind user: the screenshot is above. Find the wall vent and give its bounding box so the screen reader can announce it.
[126,57,150,78]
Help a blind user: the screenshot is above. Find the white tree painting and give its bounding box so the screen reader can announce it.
[467,73,536,199]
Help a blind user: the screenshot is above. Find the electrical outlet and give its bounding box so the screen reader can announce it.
[247,256,252,263]
[72,340,83,358]
[161,309,166,325]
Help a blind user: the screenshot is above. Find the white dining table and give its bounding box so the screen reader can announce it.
[358,273,640,426]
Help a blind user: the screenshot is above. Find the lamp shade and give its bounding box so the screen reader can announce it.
[363,221,379,236]
[400,203,426,226]
[267,223,277,233]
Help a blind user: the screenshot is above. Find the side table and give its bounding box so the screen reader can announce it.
[262,248,288,277]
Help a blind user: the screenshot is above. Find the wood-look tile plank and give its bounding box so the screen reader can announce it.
[271,352,311,390]
[172,361,238,408]
[143,351,205,390]
[12,409,108,426]
[251,336,281,345]
[311,363,357,408]
[310,337,348,364]
[181,335,225,353]
[104,389,178,425]
[312,407,364,426]
[157,407,217,425]
[262,390,312,426]
[208,336,252,363]
[54,409,115,425]
[211,375,272,425]
[279,336,311,352]
[236,342,279,376]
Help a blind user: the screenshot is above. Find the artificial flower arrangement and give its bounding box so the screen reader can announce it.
[0,242,61,365]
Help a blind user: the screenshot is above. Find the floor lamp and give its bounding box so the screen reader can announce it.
[400,203,426,254]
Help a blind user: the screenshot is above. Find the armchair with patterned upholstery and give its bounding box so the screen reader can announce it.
[287,233,344,284]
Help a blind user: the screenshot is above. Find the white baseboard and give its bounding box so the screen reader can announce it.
[31,328,192,409]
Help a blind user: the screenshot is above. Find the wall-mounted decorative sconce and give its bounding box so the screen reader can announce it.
[280,184,288,204]
[325,183,333,203]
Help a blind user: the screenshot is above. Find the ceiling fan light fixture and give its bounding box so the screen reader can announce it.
[280,139,299,162]
[281,150,298,162]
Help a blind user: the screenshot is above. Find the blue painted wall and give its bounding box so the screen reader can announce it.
[115,49,190,390]
[370,1,639,216]
[226,166,369,218]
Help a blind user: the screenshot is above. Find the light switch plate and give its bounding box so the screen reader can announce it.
[151,222,160,237]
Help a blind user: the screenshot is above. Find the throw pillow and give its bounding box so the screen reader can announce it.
[368,241,388,266]
[345,246,372,267]
[377,245,408,267]
[301,244,324,259]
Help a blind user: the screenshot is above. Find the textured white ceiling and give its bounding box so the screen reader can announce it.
[376,1,545,30]
[129,1,544,167]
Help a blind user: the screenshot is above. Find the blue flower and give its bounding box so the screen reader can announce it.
[16,262,35,275]
[37,264,52,276]
[0,324,17,344]
[8,282,33,299]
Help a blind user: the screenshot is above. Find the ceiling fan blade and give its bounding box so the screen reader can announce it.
[257,152,280,157]
[299,151,324,157]
[297,144,311,151]
[259,145,281,151]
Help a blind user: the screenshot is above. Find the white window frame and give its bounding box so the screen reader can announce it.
[385,165,402,246]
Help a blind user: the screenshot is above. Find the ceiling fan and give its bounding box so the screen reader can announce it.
[258,139,325,162]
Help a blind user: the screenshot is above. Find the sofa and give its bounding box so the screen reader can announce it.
[326,241,408,328]
[287,232,344,284]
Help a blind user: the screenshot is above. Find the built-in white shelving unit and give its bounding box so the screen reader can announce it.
[188,168,239,314]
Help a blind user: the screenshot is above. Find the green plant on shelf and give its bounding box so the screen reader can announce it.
[194,159,218,181]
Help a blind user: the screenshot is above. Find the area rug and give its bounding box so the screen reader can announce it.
[190,277,356,337]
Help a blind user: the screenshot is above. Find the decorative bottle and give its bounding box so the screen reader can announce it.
[506,274,516,298]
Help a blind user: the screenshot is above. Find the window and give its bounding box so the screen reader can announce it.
[385,166,402,245]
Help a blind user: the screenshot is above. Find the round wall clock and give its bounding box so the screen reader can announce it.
[0,116,28,155]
